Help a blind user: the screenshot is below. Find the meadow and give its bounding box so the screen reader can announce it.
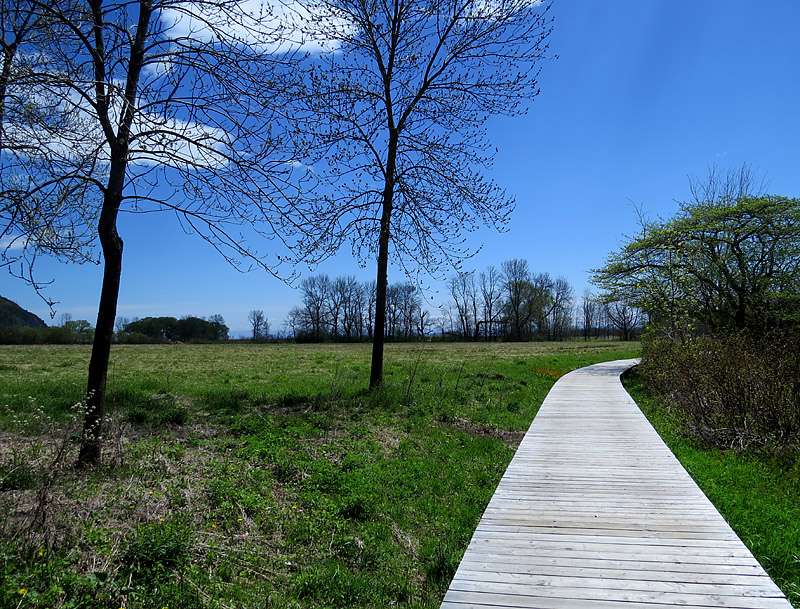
[2,341,797,609]
[0,340,639,609]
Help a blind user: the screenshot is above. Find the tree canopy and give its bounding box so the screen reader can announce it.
[592,194,800,335]
[123,316,229,342]
[288,0,553,386]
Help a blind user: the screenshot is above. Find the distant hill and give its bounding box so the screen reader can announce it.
[0,296,47,328]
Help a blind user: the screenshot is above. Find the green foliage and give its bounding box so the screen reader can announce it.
[593,194,800,334]
[294,562,371,607]
[122,521,194,581]
[122,315,229,342]
[0,323,95,345]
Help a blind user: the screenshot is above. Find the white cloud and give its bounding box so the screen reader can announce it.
[130,114,233,169]
[0,235,30,252]
[159,0,354,54]
[3,77,237,171]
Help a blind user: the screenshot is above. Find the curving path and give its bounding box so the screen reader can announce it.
[440,359,793,609]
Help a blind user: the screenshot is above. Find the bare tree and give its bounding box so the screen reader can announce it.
[338,276,364,340]
[284,306,302,340]
[529,271,554,338]
[364,279,377,339]
[289,0,553,386]
[448,271,478,339]
[581,289,597,341]
[300,275,331,341]
[1,0,100,304]
[605,300,643,341]
[548,276,574,340]
[688,162,767,208]
[501,258,534,341]
[248,310,268,341]
[1,0,306,465]
[417,309,429,338]
[478,265,503,340]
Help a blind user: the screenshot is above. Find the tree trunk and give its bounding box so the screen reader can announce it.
[369,130,398,389]
[370,215,391,388]
[77,188,123,466]
[77,0,151,465]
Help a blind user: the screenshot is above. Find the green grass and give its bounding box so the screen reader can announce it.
[624,369,800,608]
[0,340,639,609]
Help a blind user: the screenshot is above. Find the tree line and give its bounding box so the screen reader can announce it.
[283,275,422,342]
[279,260,643,343]
[0,312,231,345]
[118,316,229,343]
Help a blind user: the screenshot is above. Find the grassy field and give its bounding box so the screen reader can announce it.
[0,340,639,609]
[624,371,800,608]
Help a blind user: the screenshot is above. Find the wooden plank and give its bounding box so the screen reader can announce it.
[440,359,794,609]
[451,571,785,598]
[447,581,788,609]
[455,557,771,581]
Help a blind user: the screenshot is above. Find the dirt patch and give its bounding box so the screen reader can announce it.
[449,418,525,448]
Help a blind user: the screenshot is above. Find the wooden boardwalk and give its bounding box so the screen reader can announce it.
[441,359,793,609]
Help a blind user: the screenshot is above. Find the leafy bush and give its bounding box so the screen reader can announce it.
[640,331,800,451]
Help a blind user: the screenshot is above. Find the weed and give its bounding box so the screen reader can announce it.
[122,521,194,581]
[336,493,375,522]
[202,388,253,414]
[422,540,460,588]
[0,452,39,490]
[155,405,190,426]
[294,562,369,608]
[532,366,568,380]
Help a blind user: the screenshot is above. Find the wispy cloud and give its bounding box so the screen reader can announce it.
[159,0,354,54]
[0,235,29,252]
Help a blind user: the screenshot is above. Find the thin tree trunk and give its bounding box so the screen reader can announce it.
[369,130,398,389]
[370,206,391,388]
[77,0,151,465]
[77,193,123,465]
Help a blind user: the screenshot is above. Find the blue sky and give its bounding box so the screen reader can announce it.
[4,0,800,336]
